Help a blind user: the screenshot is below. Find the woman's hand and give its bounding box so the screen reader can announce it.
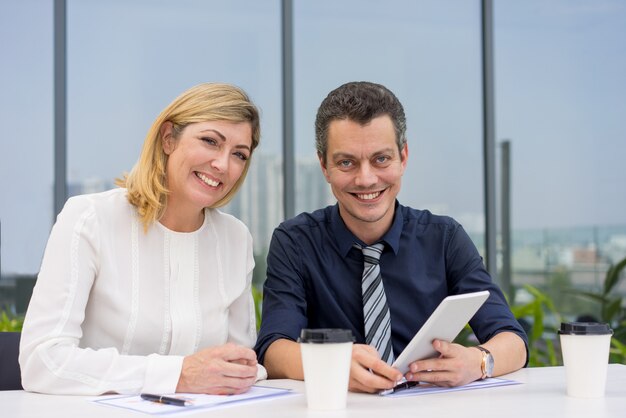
[176,343,258,394]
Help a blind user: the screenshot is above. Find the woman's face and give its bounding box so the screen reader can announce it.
[162,120,252,216]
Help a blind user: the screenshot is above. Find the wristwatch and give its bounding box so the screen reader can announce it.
[476,346,494,379]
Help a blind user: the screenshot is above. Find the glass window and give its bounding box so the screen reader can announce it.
[494,1,626,315]
[0,1,53,297]
[66,0,282,279]
[294,0,485,247]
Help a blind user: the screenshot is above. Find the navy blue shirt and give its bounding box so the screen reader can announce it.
[255,202,528,363]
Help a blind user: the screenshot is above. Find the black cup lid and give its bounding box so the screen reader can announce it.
[558,322,613,335]
[298,328,355,343]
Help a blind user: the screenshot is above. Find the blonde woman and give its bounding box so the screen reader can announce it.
[19,83,265,395]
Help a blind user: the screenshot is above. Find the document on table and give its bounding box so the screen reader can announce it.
[382,377,521,398]
[92,385,296,415]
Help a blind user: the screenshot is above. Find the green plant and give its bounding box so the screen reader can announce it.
[569,255,626,363]
[510,284,562,366]
[0,310,24,332]
[510,257,626,366]
[252,284,263,332]
[453,324,476,347]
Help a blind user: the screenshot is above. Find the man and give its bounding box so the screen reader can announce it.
[255,81,528,393]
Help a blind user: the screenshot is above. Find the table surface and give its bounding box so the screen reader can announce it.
[2,364,625,418]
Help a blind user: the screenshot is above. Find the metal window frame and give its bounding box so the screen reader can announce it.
[482,0,497,278]
[53,0,67,217]
[282,0,295,220]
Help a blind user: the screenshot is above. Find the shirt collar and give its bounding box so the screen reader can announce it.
[330,201,403,257]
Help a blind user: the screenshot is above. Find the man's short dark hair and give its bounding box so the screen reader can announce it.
[315,81,407,164]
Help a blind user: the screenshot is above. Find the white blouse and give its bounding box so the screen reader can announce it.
[19,188,259,395]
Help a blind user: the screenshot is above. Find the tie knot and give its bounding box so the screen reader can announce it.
[357,242,384,265]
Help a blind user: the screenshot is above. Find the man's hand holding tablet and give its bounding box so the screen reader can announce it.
[380,291,490,395]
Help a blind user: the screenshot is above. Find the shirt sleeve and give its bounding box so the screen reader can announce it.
[254,226,309,363]
[18,196,184,395]
[445,223,529,364]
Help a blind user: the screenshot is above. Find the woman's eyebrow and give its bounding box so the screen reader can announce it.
[200,128,250,151]
[199,128,226,141]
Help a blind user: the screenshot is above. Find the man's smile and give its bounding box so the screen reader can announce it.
[351,189,386,201]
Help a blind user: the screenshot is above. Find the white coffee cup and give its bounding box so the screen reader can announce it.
[558,322,613,398]
[299,328,354,410]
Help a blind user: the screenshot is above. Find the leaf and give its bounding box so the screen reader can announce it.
[510,303,536,318]
[541,297,559,316]
[522,284,559,316]
[569,291,608,305]
[0,310,24,332]
[251,285,263,331]
[453,324,475,347]
[604,298,623,323]
[524,284,546,301]
[531,301,544,343]
[614,327,626,347]
[545,339,558,366]
[609,338,626,363]
[604,256,626,295]
[611,338,626,354]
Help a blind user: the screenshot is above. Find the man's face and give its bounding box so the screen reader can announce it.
[320,115,408,241]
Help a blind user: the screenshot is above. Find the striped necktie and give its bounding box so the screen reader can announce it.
[356,242,395,364]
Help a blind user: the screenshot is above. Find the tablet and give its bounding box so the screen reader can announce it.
[392,290,490,375]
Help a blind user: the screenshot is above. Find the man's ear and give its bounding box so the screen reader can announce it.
[318,152,331,183]
[160,121,175,155]
[400,142,409,171]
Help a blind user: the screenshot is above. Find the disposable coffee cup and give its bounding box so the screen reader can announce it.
[299,328,354,410]
[558,322,613,398]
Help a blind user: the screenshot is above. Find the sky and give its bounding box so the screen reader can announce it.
[1,0,625,274]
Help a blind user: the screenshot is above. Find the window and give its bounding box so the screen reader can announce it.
[294,0,485,247]
[0,1,53,285]
[0,0,283,311]
[66,0,282,277]
[494,1,626,313]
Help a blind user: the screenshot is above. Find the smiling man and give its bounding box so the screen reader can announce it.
[254,81,528,394]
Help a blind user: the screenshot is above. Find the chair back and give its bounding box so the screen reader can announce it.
[0,332,23,390]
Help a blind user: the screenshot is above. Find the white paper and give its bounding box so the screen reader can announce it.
[383,377,521,397]
[92,385,296,415]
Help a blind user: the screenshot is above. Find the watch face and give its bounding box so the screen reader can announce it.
[485,353,495,376]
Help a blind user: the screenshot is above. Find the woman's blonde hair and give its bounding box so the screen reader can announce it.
[116,82,260,231]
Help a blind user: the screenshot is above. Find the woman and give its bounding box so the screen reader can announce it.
[19,83,264,395]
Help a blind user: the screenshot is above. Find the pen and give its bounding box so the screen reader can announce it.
[379,378,420,396]
[140,393,188,407]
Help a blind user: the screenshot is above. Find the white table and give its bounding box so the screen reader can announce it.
[2,364,625,418]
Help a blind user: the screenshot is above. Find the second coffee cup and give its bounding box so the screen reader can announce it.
[558,321,613,398]
[299,328,354,410]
